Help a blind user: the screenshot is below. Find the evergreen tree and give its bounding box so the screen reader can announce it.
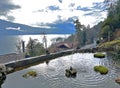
[74,19,84,46]
[100,0,120,40]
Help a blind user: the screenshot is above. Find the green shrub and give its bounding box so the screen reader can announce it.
[94,53,105,58]
[94,65,109,74]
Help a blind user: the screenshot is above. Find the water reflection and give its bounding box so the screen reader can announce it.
[2,53,120,88]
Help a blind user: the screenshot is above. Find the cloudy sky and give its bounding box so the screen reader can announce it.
[0,0,107,29]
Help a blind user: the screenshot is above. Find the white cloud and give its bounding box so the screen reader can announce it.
[6,27,21,31]
[8,0,106,27]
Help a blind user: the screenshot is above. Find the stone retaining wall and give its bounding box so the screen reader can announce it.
[5,49,73,69]
[4,47,111,69]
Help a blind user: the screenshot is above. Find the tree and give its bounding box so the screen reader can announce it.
[100,25,111,39]
[74,19,84,46]
[82,26,87,45]
[26,38,45,57]
[56,37,64,43]
[99,0,120,40]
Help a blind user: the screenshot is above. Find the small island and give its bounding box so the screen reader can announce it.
[94,53,106,58]
[94,65,109,75]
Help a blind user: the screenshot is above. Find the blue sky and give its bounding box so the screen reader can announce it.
[0,0,107,34]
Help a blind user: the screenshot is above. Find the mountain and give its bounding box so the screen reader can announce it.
[0,19,75,35]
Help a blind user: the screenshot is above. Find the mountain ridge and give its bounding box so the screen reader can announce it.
[0,19,75,35]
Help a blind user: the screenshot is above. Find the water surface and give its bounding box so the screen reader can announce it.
[0,34,69,55]
[1,53,120,88]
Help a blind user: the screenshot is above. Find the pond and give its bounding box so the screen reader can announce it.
[1,53,120,88]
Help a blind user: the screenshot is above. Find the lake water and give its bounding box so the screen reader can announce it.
[1,53,120,88]
[0,35,19,55]
[0,34,70,55]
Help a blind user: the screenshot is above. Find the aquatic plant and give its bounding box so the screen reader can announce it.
[22,70,37,78]
[94,53,105,58]
[94,65,109,74]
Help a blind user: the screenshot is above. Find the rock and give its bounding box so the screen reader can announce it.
[65,67,77,78]
[6,67,14,73]
[94,53,105,58]
[0,73,2,77]
[0,72,6,80]
[70,69,77,75]
[115,78,120,84]
[0,64,6,73]
[0,64,7,82]
[22,70,37,78]
[94,65,109,75]
[65,70,70,77]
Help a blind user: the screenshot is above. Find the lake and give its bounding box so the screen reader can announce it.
[0,34,70,55]
[1,53,120,88]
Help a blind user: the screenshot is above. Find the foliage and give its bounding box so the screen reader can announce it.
[94,65,109,74]
[56,37,64,42]
[26,38,45,57]
[100,25,111,39]
[94,66,100,72]
[99,0,120,40]
[51,37,65,44]
[98,39,120,48]
[94,53,106,58]
[64,34,75,42]
[74,19,82,46]
[74,19,87,46]
[22,70,37,78]
[64,20,103,45]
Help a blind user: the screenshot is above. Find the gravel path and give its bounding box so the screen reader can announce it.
[0,53,24,64]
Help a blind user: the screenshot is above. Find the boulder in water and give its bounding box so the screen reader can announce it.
[65,67,77,78]
[94,65,109,74]
[115,78,120,84]
[0,64,6,82]
[94,53,105,58]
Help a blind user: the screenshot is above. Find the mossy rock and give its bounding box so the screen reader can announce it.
[94,66,100,72]
[94,53,105,58]
[22,70,37,78]
[94,65,109,74]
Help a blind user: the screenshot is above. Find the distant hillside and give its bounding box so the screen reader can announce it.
[0,19,75,35]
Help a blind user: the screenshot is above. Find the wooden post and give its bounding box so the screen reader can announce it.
[22,40,25,53]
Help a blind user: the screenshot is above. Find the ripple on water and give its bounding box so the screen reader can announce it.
[29,53,120,88]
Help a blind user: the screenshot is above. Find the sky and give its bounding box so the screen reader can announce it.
[0,0,107,30]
